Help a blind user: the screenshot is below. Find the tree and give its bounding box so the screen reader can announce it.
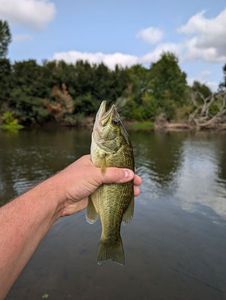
[192,81,212,97]
[122,64,152,120]
[148,52,187,118]
[0,21,12,108]
[0,58,11,107]
[0,20,11,58]
[189,90,226,129]
[8,60,50,124]
[219,64,226,91]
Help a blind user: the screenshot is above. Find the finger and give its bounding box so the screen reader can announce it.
[100,167,134,184]
[134,175,142,186]
[134,185,140,197]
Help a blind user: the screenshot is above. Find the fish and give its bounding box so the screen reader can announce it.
[87,100,134,265]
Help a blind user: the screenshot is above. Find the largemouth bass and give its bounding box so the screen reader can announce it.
[87,101,134,265]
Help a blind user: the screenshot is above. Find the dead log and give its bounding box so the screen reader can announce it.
[188,91,226,129]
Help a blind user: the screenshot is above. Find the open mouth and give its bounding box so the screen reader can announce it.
[97,101,117,125]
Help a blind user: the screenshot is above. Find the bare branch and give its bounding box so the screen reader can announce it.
[188,91,226,129]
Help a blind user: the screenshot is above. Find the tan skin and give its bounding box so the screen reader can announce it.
[0,155,142,299]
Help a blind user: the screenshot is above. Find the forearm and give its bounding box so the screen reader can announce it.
[0,155,141,299]
[0,173,65,299]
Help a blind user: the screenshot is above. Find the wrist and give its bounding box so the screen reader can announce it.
[33,172,67,222]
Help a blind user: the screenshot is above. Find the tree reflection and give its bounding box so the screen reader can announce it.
[0,129,91,205]
[218,133,226,183]
[131,131,185,185]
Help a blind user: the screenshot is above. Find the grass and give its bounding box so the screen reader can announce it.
[127,121,154,131]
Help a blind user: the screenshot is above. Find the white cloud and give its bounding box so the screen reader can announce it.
[135,8,226,65]
[179,10,207,34]
[53,44,182,70]
[53,51,139,70]
[187,70,218,91]
[204,81,219,91]
[141,43,181,64]
[178,9,226,63]
[0,0,56,30]
[52,8,226,84]
[14,34,32,42]
[136,26,163,44]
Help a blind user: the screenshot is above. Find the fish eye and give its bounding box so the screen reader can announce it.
[112,119,120,125]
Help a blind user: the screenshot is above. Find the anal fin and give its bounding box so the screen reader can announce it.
[123,197,134,224]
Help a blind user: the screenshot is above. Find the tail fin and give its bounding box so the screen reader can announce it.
[97,237,125,265]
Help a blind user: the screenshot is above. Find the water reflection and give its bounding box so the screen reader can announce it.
[1,130,226,219]
[0,129,91,204]
[174,135,226,220]
[218,134,226,184]
[131,131,185,202]
[132,132,184,184]
[1,129,226,300]
[130,131,226,221]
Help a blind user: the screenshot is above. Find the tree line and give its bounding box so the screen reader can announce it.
[0,20,225,128]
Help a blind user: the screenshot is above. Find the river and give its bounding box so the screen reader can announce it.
[1,129,226,300]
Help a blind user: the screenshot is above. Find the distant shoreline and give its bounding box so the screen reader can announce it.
[127,121,226,132]
[1,118,226,133]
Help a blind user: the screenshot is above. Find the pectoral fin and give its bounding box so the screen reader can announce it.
[122,197,134,224]
[86,197,98,224]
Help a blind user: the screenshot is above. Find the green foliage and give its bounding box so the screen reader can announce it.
[174,105,193,121]
[0,111,23,132]
[128,121,154,131]
[0,53,190,125]
[0,20,11,58]
[209,102,220,116]
[121,54,188,121]
[220,64,226,90]
[1,17,223,128]
[0,58,11,106]
[148,52,187,119]
[122,93,158,121]
[192,81,212,99]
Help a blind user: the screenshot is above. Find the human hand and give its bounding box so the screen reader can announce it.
[56,155,142,217]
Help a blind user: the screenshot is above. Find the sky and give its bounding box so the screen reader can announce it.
[0,0,226,91]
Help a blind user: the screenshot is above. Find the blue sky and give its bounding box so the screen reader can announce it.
[0,0,226,90]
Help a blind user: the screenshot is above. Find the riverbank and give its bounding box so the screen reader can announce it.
[1,117,226,133]
[155,122,226,132]
[127,121,226,132]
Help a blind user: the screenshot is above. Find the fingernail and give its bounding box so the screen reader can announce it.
[124,169,133,178]
[118,169,134,183]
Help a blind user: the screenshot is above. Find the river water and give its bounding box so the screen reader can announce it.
[1,129,226,300]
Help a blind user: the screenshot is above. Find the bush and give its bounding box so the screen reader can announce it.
[0,111,23,132]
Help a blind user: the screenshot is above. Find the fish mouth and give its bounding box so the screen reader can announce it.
[96,101,118,126]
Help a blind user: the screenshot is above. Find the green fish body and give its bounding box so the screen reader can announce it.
[87,101,134,265]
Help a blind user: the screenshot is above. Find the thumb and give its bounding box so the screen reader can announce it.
[101,167,134,184]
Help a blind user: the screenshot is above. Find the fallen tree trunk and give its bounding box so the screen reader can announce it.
[188,91,226,130]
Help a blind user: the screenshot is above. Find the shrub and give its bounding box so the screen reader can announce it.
[0,111,23,132]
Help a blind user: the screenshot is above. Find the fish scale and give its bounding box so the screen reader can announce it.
[87,101,134,265]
